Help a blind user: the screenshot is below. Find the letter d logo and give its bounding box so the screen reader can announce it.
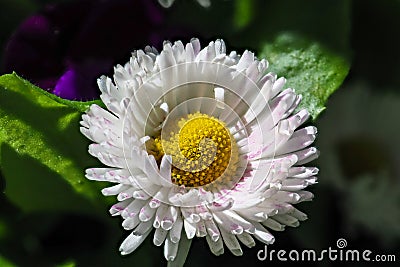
[257,245,268,261]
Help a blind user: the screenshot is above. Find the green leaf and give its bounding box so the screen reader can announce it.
[0,73,108,213]
[28,81,104,113]
[260,33,350,119]
[0,255,17,267]
[233,0,255,29]
[56,260,76,267]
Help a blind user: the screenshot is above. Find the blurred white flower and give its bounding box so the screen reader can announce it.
[317,84,400,243]
[81,38,318,265]
[158,0,211,8]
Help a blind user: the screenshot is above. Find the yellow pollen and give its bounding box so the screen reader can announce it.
[146,112,239,187]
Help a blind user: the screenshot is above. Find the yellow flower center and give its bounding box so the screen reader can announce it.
[146,112,239,187]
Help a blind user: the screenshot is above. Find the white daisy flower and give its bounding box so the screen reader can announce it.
[81,38,319,266]
[158,0,210,8]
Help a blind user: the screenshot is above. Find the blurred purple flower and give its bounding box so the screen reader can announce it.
[2,0,188,100]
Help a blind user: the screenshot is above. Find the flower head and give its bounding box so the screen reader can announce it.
[81,38,319,264]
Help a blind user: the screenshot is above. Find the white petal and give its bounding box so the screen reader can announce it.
[272,214,300,227]
[261,218,285,231]
[253,223,275,244]
[133,220,154,235]
[158,0,175,8]
[220,229,243,256]
[181,208,201,223]
[159,155,173,185]
[236,232,256,248]
[167,234,192,266]
[162,206,178,230]
[236,207,268,222]
[154,227,168,246]
[120,229,151,255]
[293,147,320,165]
[122,215,140,230]
[169,215,184,243]
[213,210,254,234]
[288,208,308,221]
[154,204,168,228]
[184,219,197,239]
[139,203,157,222]
[280,177,317,191]
[276,126,317,154]
[195,220,207,237]
[197,0,211,7]
[164,236,179,261]
[109,199,131,216]
[289,166,319,178]
[206,235,224,256]
[101,184,129,196]
[272,191,301,204]
[150,187,170,208]
[117,187,135,201]
[204,219,220,242]
[122,199,147,219]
